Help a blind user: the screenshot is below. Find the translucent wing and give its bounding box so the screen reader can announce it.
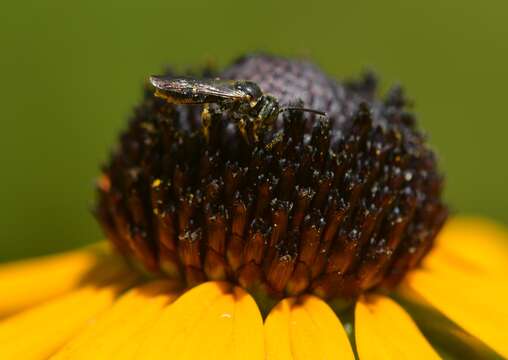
[149,76,250,104]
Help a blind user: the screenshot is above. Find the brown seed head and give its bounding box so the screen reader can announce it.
[95,54,447,300]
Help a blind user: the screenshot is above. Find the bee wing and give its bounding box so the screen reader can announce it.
[150,76,249,104]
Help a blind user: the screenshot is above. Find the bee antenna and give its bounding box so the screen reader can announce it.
[279,106,328,118]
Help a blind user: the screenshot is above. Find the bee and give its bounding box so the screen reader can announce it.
[149,75,327,143]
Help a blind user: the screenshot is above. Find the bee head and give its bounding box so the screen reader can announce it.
[235,80,263,101]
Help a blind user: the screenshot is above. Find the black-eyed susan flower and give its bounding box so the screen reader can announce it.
[0,55,506,359]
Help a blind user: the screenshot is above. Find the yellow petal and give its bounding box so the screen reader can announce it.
[130,281,264,360]
[263,299,292,360]
[0,275,135,360]
[395,293,503,359]
[264,295,354,360]
[50,280,180,360]
[402,269,508,358]
[424,217,508,278]
[0,244,124,317]
[400,217,508,357]
[355,295,440,360]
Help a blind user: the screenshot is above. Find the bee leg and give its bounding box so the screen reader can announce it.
[236,118,250,145]
[201,103,212,143]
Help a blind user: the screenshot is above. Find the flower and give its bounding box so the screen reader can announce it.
[1,55,507,359]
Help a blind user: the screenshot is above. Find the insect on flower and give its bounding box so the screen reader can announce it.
[149,75,327,143]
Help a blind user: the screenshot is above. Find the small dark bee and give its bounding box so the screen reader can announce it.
[149,76,326,142]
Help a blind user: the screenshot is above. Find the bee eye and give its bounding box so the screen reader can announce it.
[237,81,262,100]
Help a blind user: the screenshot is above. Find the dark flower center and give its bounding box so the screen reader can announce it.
[95,54,447,300]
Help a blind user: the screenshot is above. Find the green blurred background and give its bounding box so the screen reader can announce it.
[1,0,507,262]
